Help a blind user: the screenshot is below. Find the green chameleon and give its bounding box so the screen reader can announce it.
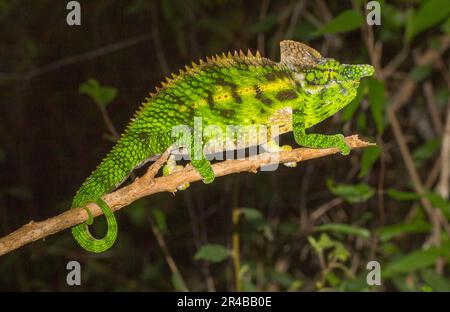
[71,40,374,252]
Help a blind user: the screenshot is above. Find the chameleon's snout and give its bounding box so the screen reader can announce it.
[358,64,375,78]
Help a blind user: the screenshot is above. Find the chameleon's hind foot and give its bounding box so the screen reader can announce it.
[279,145,297,168]
[163,155,190,190]
[263,141,297,167]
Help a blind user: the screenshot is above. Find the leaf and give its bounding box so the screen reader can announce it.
[331,243,350,262]
[240,208,273,241]
[359,146,380,178]
[383,247,450,278]
[377,221,430,242]
[127,201,147,227]
[171,272,187,291]
[314,10,364,36]
[406,0,450,41]
[326,179,375,204]
[79,78,118,106]
[194,244,231,263]
[425,192,450,218]
[270,270,294,288]
[387,189,421,201]
[367,78,386,134]
[441,16,450,33]
[412,138,441,167]
[151,208,167,233]
[420,269,450,291]
[240,207,264,222]
[4,187,32,201]
[249,14,278,34]
[315,223,370,239]
[308,233,335,254]
[410,65,433,82]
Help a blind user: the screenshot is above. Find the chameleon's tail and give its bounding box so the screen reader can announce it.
[71,197,118,253]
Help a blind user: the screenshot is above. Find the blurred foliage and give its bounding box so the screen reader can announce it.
[0,0,450,292]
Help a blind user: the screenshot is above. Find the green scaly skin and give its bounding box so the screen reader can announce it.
[71,40,374,252]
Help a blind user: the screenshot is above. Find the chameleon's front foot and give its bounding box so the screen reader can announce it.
[163,155,190,190]
[333,134,350,155]
[192,158,215,184]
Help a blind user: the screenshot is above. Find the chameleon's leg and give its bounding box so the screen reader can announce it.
[162,153,190,190]
[189,137,215,184]
[292,109,350,155]
[262,140,297,168]
[71,197,118,253]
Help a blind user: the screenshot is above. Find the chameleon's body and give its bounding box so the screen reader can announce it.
[71,40,374,252]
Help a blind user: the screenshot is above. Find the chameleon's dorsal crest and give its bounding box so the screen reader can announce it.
[280,40,323,69]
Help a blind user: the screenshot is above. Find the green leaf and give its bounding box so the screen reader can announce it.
[410,65,433,82]
[359,146,380,178]
[249,14,278,34]
[377,221,430,242]
[387,189,421,201]
[420,269,450,291]
[315,223,370,239]
[314,10,363,36]
[240,208,273,241]
[326,179,375,204]
[406,0,450,41]
[171,272,188,291]
[441,16,450,33]
[240,207,264,222]
[331,243,350,262]
[383,247,450,278]
[151,208,167,233]
[367,78,386,134]
[425,192,450,218]
[308,233,335,254]
[4,187,32,201]
[412,138,441,167]
[194,244,231,263]
[324,270,340,287]
[270,270,294,289]
[79,78,118,106]
[127,201,147,227]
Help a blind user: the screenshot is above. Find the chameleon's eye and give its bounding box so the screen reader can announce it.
[342,66,354,79]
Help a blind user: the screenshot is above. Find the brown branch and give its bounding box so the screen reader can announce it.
[0,135,373,257]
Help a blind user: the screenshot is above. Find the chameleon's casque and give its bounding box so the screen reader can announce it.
[71,40,374,252]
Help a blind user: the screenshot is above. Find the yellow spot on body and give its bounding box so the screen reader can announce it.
[258,79,292,93]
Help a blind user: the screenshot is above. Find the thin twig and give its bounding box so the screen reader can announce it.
[0,135,373,256]
[0,34,152,83]
[423,82,443,135]
[148,212,188,291]
[231,181,241,292]
[438,105,450,199]
[96,102,120,140]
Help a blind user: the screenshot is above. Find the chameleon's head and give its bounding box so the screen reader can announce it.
[279,40,374,126]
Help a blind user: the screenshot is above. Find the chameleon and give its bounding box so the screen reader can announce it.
[71,40,374,252]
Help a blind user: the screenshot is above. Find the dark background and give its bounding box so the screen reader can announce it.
[0,0,449,291]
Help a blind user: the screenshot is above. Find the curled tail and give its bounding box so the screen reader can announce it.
[71,197,118,253]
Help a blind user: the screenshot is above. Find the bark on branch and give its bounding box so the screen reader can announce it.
[0,135,373,256]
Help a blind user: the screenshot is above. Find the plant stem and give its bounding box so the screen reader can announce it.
[232,181,241,292]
